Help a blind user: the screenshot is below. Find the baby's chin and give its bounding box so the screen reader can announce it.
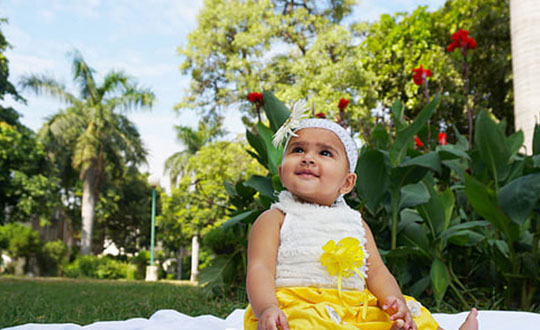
[290,191,340,206]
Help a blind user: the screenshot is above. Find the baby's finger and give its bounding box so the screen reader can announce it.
[389,309,407,321]
[277,312,289,330]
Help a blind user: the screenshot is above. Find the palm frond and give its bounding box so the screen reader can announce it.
[70,49,99,104]
[19,74,81,106]
[105,87,155,112]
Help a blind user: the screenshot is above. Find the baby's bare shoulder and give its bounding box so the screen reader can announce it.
[255,208,285,227]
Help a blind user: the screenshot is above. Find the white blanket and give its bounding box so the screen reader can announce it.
[4,309,540,330]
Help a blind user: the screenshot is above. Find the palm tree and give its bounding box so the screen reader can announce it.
[164,117,224,187]
[510,0,540,153]
[163,117,224,280]
[21,50,155,255]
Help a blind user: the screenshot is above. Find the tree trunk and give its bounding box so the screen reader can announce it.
[511,0,540,153]
[80,165,98,255]
[177,246,184,280]
[190,234,199,282]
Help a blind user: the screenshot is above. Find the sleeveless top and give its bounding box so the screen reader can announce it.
[272,191,369,291]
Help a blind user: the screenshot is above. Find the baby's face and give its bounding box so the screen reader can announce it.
[279,128,356,206]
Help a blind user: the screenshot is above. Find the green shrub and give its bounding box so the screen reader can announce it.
[64,255,137,280]
[38,240,68,276]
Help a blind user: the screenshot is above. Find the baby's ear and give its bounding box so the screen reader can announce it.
[339,173,357,195]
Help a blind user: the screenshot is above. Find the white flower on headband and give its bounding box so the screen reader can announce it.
[272,100,309,147]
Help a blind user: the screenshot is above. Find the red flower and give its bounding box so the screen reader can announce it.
[315,112,326,119]
[411,65,433,86]
[338,98,349,111]
[447,29,477,53]
[414,136,424,148]
[438,132,448,145]
[247,92,263,103]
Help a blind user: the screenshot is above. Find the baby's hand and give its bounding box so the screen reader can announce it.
[257,305,289,330]
[381,296,417,330]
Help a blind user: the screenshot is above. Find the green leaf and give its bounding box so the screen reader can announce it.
[256,122,282,175]
[464,174,519,243]
[399,210,430,257]
[507,130,524,157]
[389,93,440,166]
[436,144,471,161]
[356,149,389,214]
[245,175,275,199]
[474,110,511,183]
[533,123,540,155]
[430,258,450,306]
[390,100,405,131]
[246,129,267,165]
[440,221,489,241]
[222,209,263,230]
[399,182,430,210]
[447,230,485,246]
[439,188,455,232]
[417,184,445,236]
[262,91,290,133]
[400,152,442,174]
[498,172,540,225]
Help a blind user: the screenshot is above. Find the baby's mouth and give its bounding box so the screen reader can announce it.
[296,170,319,178]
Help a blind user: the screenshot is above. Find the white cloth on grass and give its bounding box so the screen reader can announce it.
[4,309,540,330]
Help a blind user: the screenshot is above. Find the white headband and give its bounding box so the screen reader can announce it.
[282,119,358,173]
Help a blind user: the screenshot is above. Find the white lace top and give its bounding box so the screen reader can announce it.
[273,191,369,291]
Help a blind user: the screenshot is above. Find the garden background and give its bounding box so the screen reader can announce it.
[1,0,540,327]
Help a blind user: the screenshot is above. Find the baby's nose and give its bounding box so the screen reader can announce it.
[301,153,315,164]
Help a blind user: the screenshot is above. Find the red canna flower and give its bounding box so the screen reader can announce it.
[415,136,424,148]
[447,29,477,53]
[338,98,349,111]
[315,112,326,119]
[438,132,448,145]
[411,65,433,86]
[247,92,263,103]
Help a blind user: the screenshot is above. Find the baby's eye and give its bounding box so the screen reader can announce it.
[320,150,332,157]
[292,147,304,153]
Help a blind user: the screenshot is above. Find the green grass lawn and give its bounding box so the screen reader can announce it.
[0,276,248,328]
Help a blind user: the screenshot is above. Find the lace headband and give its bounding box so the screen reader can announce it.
[272,102,358,172]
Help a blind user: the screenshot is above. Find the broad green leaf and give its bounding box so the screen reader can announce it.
[389,93,439,166]
[440,189,455,232]
[390,100,405,131]
[399,211,430,257]
[474,110,511,183]
[256,122,282,175]
[507,130,524,157]
[246,128,267,165]
[498,173,540,225]
[245,175,274,199]
[430,258,450,306]
[390,165,428,188]
[262,91,290,133]
[400,152,442,174]
[440,221,489,241]
[464,174,519,243]
[436,144,471,161]
[447,230,484,246]
[417,184,445,236]
[533,123,540,155]
[409,276,431,298]
[399,182,430,210]
[222,209,263,230]
[356,149,389,214]
[371,124,390,150]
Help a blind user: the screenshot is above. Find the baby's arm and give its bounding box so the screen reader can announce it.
[363,222,417,330]
[246,209,289,330]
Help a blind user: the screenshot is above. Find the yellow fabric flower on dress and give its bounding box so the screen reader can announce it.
[320,237,369,319]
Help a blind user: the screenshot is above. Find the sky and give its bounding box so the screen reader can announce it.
[1,0,445,189]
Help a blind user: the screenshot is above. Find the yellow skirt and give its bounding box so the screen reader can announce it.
[244,287,438,330]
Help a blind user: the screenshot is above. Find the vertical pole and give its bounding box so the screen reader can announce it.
[150,188,156,266]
